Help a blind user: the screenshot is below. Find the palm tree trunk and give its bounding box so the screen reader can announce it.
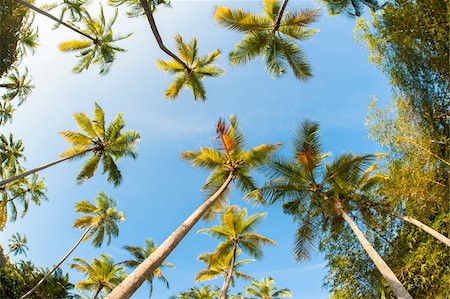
[0,149,92,188]
[340,208,413,299]
[389,211,450,247]
[92,286,104,299]
[20,226,92,299]
[273,0,289,31]
[14,0,96,41]
[106,172,235,299]
[219,243,237,299]
[138,0,190,71]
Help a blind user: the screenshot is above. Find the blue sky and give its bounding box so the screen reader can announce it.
[1,0,392,298]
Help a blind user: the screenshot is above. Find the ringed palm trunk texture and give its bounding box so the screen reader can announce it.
[107,173,234,299]
[389,211,450,247]
[0,149,92,187]
[219,244,237,299]
[14,0,95,41]
[340,209,413,299]
[20,226,93,299]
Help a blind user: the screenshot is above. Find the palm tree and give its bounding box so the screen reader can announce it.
[198,205,277,299]
[245,277,292,299]
[122,239,175,298]
[6,233,29,256]
[196,251,255,291]
[320,0,380,17]
[250,119,413,298]
[20,192,125,299]
[41,0,87,28]
[16,14,39,58]
[214,0,318,81]
[173,285,220,299]
[58,5,132,74]
[0,67,34,104]
[0,100,15,126]
[0,102,140,188]
[107,115,281,298]
[0,133,25,176]
[108,0,170,18]
[71,254,126,298]
[156,34,224,101]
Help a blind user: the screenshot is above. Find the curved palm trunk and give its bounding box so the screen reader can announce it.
[389,211,450,247]
[0,149,92,187]
[20,226,92,299]
[273,0,289,31]
[93,286,104,299]
[219,243,237,299]
[340,208,413,299]
[14,0,95,41]
[106,173,234,299]
[138,0,190,71]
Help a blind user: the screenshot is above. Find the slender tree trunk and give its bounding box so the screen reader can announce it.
[92,286,104,299]
[0,84,15,89]
[0,149,92,188]
[340,208,413,299]
[138,0,190,71]
[219,243,237,299]
[106,173,235,299]
[389,211,450,247]
[20,226,92,299]
[14,0,96,41]
[273,0,289,31]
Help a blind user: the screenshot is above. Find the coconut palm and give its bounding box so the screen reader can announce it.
[198,205,277,299]
[0,67,34,104]
[156,34,224,101]
[108,0,170,18]
[196,251,255,291]
[122,239,175,298]
[173,285,220,299]
[58,5,132,74]
[0,102,140,188]
[17,14,39,58]
[214,0,318,80]
[71,254,126,298]
[0,133,25,176]
[245,277,292,299]
[0,100,15,126]
[321,0,380,17]
[20,192,125,299]
[41,0,88,28]
[107,115,280,298]
[0,174,47,230]
[6,233,28,256]
[249,119,413,298]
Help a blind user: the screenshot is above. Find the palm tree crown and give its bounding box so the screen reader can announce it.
[156,34,224,101]
[108,0,170,18]
[60,102,140,186]
[71,254,126,298]
[321,0,380,17]
[58,5,132,74]
[214,0,318,80]
[182,115,281,220]
[73,192,125,247]
[122,238,175,297]
[245,277,292,299]
[174,285,220,299]
[7,232,29,256]
[0,67,34,104]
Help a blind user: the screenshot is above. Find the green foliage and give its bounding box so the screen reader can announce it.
[58,5,132,74]
[1,67,34,104]
[122,238,175,297]
[7,233,29,256]
[108,0,170,18]
[321,0,380,17]
[156,34,224,101]
[41,0,89,28]
[214,0,318,80]
[245,277,292,298]
[59,102,140,186]
[73,192,125,247]
[181,115,281,221]
[172,285,220,299]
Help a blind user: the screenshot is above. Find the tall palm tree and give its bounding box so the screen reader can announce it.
[71,254,126,298]
[58,5,132,74]
[0,133,25,176]
[41,0,87,28]
[156,34,224,101]
[196,251,255,291]
[0,67,34,104]
[0,102,140,188]
[107,115,281,298]
[321,0,380,17]
[108,0,170,18]
[250,119,413,298]
[0,100,15,126]
[245,277,292,299]
[6,233,29,256]
[173,285,220,299]
[198,205,277,299]
[214,0,318,81]
[20,192,125,299]
[122,238,175,298]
